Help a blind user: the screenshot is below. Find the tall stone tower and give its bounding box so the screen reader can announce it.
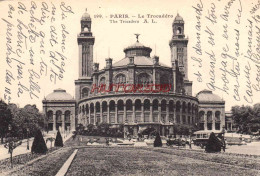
[75,9,95,101]
[169,14,192,95]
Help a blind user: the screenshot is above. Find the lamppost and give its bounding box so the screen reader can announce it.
[222,125,226,152]
[27,128,30,150]
[189,128,192,149]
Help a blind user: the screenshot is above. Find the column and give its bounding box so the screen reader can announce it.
[158,104,161,123]
[115,104,118,124]
[107,105,110,123]
[53,113,56,132]
[133,104,136,123]
[141,103,144,122]
[124,104,126,123]
[212,111,215,130]
[174,107,176,123]
[62,113,65,132]
[180,107,183,124]
[88,105,91,124]
[94,105,96,125]
[100,105,103,123]
[166,103,169,123]
[149,105,153,122]
[204,111,207,130]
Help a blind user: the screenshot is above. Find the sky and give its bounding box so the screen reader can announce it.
[0,0,259,112]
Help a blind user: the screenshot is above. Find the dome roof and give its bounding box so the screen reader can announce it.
[196,90,224,103]
[174,13,184,22]
[81,8,91,21]
[45,89,74,101]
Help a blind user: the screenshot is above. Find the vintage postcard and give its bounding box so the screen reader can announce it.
[0,0,259,175]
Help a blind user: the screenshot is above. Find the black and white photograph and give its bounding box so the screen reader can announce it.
[0,0,260,175]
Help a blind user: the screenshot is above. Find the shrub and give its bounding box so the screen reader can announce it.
[31,129,48,154]
[205,132,222,153]
[154,132,162,147]
[54,130,63,147]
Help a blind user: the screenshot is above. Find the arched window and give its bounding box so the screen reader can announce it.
[215,111,221,121]
[169,100,174,112]
[176,101,181,112]
[96,102,100,113]
[82,105,85,114]
[56,111,62,122]
[188,103,191,114]
[177,27,182,34]
[47,111,53,121]
[137,73,152,86]
[102,102,107,112]
[99,77,106,86]
[207,111,213,122]
[118,100,124,111]
[182,102,186,113]
[126,99,132,111]
[109,100,115,112]
[152,99,159,111]
[135,99,141,111]
[86,104,89,114]
[65,111,70,122]
[90,103,94,113]
[161,100,166,111]
[199,111,205,122]
[144,99,150,111]
[82,88,89,98]
[115,74,126,84]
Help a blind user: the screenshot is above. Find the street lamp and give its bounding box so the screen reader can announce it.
[27,128,30,150]
[222,125,226,152]
[189,128,192,149]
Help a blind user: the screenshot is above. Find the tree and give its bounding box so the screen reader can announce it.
[54,130,63,147]
[154,132,162,147]
[10,104,44,139]
[0,100,13,144]
[31,129,48,154]
[205,132,222,153]
[231,104,260,134]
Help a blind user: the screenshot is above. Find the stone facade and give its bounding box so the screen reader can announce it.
[74,10,200,136]
[42,89,76,132]
[42,10,226,136]
[197,90,225,132]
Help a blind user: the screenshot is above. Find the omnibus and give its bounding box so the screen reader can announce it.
[193,130,224,148]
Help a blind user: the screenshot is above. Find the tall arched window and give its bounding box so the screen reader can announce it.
[126,99,133,111]
[152,99,159,111]
[118,100,124,111]
[82,88,89,98]
[137,73,152,86]
[109,100,115,112]
[144,99,150,111]
[115,74,126,84]
[99,77,105,85]
[56,111,62,122]
[135,99,141,111]
[65,111,70,122]
[47,111,53,121]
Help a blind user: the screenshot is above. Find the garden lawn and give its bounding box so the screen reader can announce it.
[66,147,260,176]
[0,147,59,174]
[6,147,74,176]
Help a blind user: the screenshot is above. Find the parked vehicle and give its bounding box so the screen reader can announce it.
[193,130,224,148]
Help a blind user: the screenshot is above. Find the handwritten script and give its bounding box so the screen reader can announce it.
[2,1,74,103]
[191,0,260,104]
